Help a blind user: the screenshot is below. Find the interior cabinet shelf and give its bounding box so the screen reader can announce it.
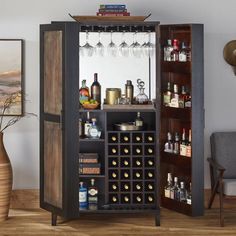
[79,138,105,142]
[161,107,191,120]
[160,151,192,166]
[161,61,191,74]
[79,175,106,178]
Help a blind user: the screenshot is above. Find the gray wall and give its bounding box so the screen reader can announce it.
[0,0,235,189]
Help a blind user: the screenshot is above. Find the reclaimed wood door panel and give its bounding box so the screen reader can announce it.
[44,121,62,208]
[43,31,62,115]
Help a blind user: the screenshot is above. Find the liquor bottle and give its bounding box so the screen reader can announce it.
[179,86,187,108]
[79,80,90,105]
[112,184,118,191]
[135,171,141,179]
[164,132,174,153]
[147,159,154,166]
[171,39,179,61]
[136,195,142,203]
[179,42,188,62]
[147,171,154,178]
[186,129,192,157]
[91,73,101,108]
[135,112,143,127]
[123,171,129,179]
[135,147,141,154]
[124,184,129,191]
[123,136,129,142]
[170,84,179,108]
[147,135,153,142]
[148,183,153,190]
[123,159,129,166]
[84,112,92,137]
[88,118,101,139]
[135,183,142,191]
[135,159,141,166]
[147,148,153,154]
[135,135,141,142]
[185,88,191,108]
[79,182,87,210]
[147,195,154,203]
[112,196,118,203]
[186,182,192,205]
[111,148,117,154]
[124,195,130,203]
[112,159,117,167]
[180,128,187,156]
[164,173,172,198]
[88,179,98,210]
[179,42,191,62]
[170,177,179,200]
[112,172,117,179]
[163,39,173,61]
[173,132,180,154]
[163,82,172,107]
[179,182,187,202]
[123,148,129,154]
[111,136,117,142]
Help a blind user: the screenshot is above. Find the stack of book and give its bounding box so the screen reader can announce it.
[97,4,130,16]
[79,153,101,175]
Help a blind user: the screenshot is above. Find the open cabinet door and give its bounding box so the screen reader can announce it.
[40,22,79,225]
[159,24,204,216]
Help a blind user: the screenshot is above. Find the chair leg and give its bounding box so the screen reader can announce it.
[219,179,224,227]
[208,181,219,209]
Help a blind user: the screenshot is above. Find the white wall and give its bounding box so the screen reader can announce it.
[1,0,236,189]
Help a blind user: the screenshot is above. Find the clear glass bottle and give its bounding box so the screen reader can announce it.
[179,42,191,62]
[79,182,87,210]
[173,132,180,154]
[88,179,98,210]
[163,82,172,106]
[79,80,90,105]
[164,132,174,153]
[186,182,192,205]
[179,181,187,202]
[164,173,173,198]
[170,177,179,200]
[164,39,173,61]
[135,112,143,127]
[135,87,149,104]
[88,118,101,139]
[84,112,92,137]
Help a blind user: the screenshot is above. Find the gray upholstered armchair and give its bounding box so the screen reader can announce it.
[208,132,236,227]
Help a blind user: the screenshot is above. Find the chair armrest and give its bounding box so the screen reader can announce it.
[207,157,226,172]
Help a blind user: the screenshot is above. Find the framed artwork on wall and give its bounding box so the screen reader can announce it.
[0,39,23,116]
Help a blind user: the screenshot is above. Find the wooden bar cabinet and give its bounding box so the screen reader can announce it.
[40,20,204,226]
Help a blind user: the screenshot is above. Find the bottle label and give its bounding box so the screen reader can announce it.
[163,94,171,106]
[170,190,175,199]
[170,98,179,108]
[84,123,92,136]
[180,144,187,156]
[88,188,98,196]
[79,190,87,209]
[135,120,143,127]
[89,128,99,138]
[186,146,191,157]
[179,53,187,62]
[164,189,170,198]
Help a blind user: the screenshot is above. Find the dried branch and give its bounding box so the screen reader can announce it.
[0,93,37,132]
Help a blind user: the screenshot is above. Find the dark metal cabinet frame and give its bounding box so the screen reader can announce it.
[40,21,204,226]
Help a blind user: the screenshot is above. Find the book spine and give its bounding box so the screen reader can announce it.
[99,9,127,13]
[97,12,130,16]
[100,4,126,9]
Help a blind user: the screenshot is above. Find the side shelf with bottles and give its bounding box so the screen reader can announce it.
[160,24,204,216]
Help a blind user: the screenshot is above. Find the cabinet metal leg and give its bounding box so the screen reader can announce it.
[51,213,57,226]
[155,211,160,226]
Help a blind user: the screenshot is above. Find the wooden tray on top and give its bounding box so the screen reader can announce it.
[69,14,151,22]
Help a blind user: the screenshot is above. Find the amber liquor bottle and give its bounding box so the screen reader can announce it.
[163,82,172,107]
[79,80,90,105]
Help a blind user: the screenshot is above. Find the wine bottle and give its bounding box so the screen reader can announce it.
[91,73,101,108]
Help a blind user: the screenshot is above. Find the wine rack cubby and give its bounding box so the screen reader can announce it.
[107,131,156,207]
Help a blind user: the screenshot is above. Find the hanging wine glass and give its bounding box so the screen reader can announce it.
[119,32,129,57]
[129,32,142,58]
[95,31,105,57]
[141,33,148,57]
[82,31,94,57]
[107,32,117,57]
[144,31,155,57]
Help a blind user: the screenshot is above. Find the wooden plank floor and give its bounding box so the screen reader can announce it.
[0,207,236,236]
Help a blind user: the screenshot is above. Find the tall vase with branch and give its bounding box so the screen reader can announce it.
[0,93,35,221]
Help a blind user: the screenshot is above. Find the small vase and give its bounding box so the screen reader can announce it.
[0,132,12,222]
